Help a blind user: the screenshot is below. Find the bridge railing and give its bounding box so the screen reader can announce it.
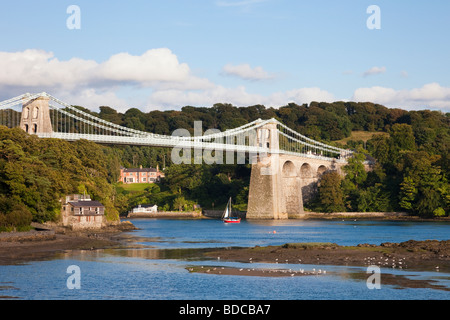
[2,93,354,163]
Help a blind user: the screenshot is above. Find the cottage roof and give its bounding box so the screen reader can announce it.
[122,167,158,173]
[68,201,105,208]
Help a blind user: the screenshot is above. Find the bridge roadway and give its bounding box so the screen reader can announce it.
[37,132,348,164]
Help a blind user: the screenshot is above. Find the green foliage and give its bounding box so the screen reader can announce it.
[399,176,417,211]
[0,126,121,227]
[317,171,345,213]
[1,99,449,227]
[0,203,33,232]
[396,151,448,217]
[173,196,187,211]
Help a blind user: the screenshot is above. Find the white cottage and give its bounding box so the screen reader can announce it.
[128,204,158,218]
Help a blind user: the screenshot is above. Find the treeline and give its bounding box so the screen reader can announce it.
[95,101,448,217]
[97,101,410,141]
[0,101,448,230]
[0,126,121,230]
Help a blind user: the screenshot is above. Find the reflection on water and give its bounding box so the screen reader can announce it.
[0,219,449,300]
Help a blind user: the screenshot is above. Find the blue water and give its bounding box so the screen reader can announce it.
[1,219,449,300]
[129,219,450,248]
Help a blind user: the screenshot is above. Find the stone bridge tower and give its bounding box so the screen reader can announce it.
[20,94,53,134]
[247,120,345,220]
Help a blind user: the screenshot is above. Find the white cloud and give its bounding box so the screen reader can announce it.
[222,63,275,81]
[362,66,386,77]
[0,49,97,89]
[0,48,211,110]
[352,83,450,111]
[98,49,191,85]
[0,48,198,89]
[147,86,335,110]
[0,49,448,113]
[267,88,335,106]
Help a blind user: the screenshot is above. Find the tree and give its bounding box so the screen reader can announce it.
[318,171,345,213]
[397,151,448,217]
[399,176,417,211]
[173,196,187,212]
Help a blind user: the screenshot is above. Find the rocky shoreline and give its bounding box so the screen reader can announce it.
[0,221,137,265]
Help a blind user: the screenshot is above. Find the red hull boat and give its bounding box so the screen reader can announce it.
[222,198,241,224]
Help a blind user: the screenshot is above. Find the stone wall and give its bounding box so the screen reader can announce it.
[65,215,105,230]
[299,212,409,219]
[127,211,203,219]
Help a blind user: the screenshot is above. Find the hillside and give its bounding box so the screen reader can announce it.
[0,101,449,230]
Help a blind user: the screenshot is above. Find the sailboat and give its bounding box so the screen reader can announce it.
[222,198,241,223]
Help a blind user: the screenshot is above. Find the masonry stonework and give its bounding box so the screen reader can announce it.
[247,121,346,220]
[20,95,53,134]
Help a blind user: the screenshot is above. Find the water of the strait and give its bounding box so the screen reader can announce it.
[1,219,449,300]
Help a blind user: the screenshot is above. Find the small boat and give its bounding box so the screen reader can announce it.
[222,198,241,224]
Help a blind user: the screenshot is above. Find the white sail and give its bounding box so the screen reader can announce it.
[223,207,229,219]
[222,198,231,219]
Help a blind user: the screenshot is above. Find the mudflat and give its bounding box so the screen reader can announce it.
[0,222,136,265]
[205,240,450,272]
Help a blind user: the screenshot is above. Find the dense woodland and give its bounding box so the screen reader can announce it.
[1,101,449,230]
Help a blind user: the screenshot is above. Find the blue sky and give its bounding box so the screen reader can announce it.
[0,0,449,112]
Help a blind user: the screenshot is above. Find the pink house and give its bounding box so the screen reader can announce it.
[119,166,164,184]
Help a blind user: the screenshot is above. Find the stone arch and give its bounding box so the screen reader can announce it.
[300,163,314,178]
[317,165,328,177]
[282,161,297,177]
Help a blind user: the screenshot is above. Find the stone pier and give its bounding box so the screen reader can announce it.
[247,121,345,220]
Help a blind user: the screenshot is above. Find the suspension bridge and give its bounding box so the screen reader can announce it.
[0,92,354,219]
